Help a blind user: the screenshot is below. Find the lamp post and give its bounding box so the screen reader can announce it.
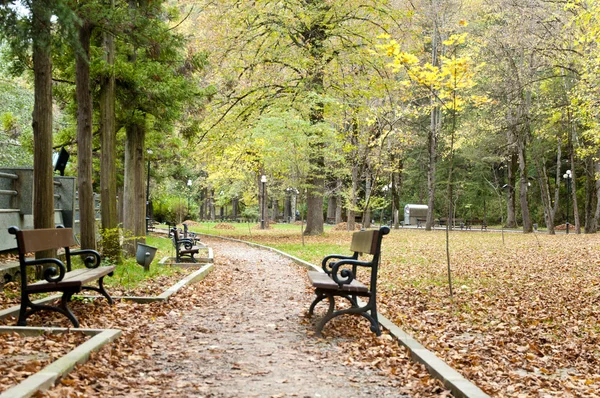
[145,149,153,235]
[261,175,267,229]
[563,169,572,234]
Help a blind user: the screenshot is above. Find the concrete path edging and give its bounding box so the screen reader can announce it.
[197,233,490,398]
[0,327,121,398]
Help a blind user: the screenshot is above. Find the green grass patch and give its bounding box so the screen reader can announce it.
[69,236,185,292]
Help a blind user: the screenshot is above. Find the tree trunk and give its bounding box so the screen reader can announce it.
[594,160,600,229]
[327,195,336,223]
[362,173,372,228]
[425,108,439,231]
[517,133,532,233]
[76,21,96,250]
[99,0,120,261]
[347,164,359,231]
[392,158,403,229]
[335,192,343,224]
[584,154,596,233]
[304,167,324,235]
[568,127,581,233]
[123,121,146,256]
[552,140,562,221]
[210,189,215,221]
[535,157,555,234]
[506,151,518,228]
[31,0,55,259]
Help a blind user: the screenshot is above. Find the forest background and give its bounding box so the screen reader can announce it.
[1,0,600,259]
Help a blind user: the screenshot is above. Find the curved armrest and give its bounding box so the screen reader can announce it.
[71,249,101,269]
[321,254,355,274]
[24,258,66,283]
[330,259,372,286]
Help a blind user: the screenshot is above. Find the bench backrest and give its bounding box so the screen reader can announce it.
[351,227,389,295]
[8,226,75,254]
[350,229,382,255]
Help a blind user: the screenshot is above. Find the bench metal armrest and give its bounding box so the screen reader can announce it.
[321,254,355,274]
[175,239,195,250]
[70,249,102,269]
[23,258,66,283]
[330,259,372,286]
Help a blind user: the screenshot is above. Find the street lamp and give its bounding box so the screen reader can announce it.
[563,169,572,234]
[145,149,153,235]
[261,175,267,229]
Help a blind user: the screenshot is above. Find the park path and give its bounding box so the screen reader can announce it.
[43,238,446,398]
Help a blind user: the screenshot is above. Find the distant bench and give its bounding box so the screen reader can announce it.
[171,228,201,263]
[466,219,487,231]
[307,226,390,336]
[8,226,115,328]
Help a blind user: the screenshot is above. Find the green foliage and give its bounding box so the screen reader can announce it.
[98,227,122,265]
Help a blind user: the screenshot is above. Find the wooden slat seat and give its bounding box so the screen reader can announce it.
[308,271,369,294]
[8,226,115,328]
[307,226,390,337]
[27,266,116,293]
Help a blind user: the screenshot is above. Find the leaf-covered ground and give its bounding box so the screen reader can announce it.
[247,229,600,397]
[1,238,450,397]
[0,331,89,393]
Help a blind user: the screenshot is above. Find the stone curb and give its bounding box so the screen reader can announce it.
[0,327,121,398]
[196,233,490,398]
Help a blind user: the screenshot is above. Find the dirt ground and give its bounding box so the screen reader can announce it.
[39,238,449,397]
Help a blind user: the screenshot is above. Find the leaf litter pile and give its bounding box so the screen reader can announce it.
[249,229,600,397]
[1,238,449,397]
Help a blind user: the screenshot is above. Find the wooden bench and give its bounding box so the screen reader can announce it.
[171,228,200,263]
[466,219,487,231]
[307,226,390,337]
[182,223,201,245]
[437,217,464,228]
[8,226,115,328]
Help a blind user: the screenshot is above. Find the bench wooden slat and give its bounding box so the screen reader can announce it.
[27,266,116,293]
[308,271,369,294]
[14,227,76,253]
[349,229,379,254]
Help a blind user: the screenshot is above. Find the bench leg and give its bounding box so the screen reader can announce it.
[17,291,80,328]
[59,291,80,328]
[308,290,327,316]
[81,276,114,304]
[314,295,381,337]
[315,294,336,337]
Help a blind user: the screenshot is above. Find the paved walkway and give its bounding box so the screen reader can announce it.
[43,238,446,397]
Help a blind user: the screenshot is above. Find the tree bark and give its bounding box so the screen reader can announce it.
[123,121,146,256]
[506,151,518,228]
[568,125,581,234]
[347,164,359,231]
[76,21,96,250]
[517,133,532,233]
[99,0,120,261]
[31,0,55,259]
[534,154,555,234]
[362,173,372,228]
[584,154,596,233]
[594,160,600,229]
[327,195,336,223]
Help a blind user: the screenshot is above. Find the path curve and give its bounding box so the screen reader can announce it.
[43,238,448,397]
